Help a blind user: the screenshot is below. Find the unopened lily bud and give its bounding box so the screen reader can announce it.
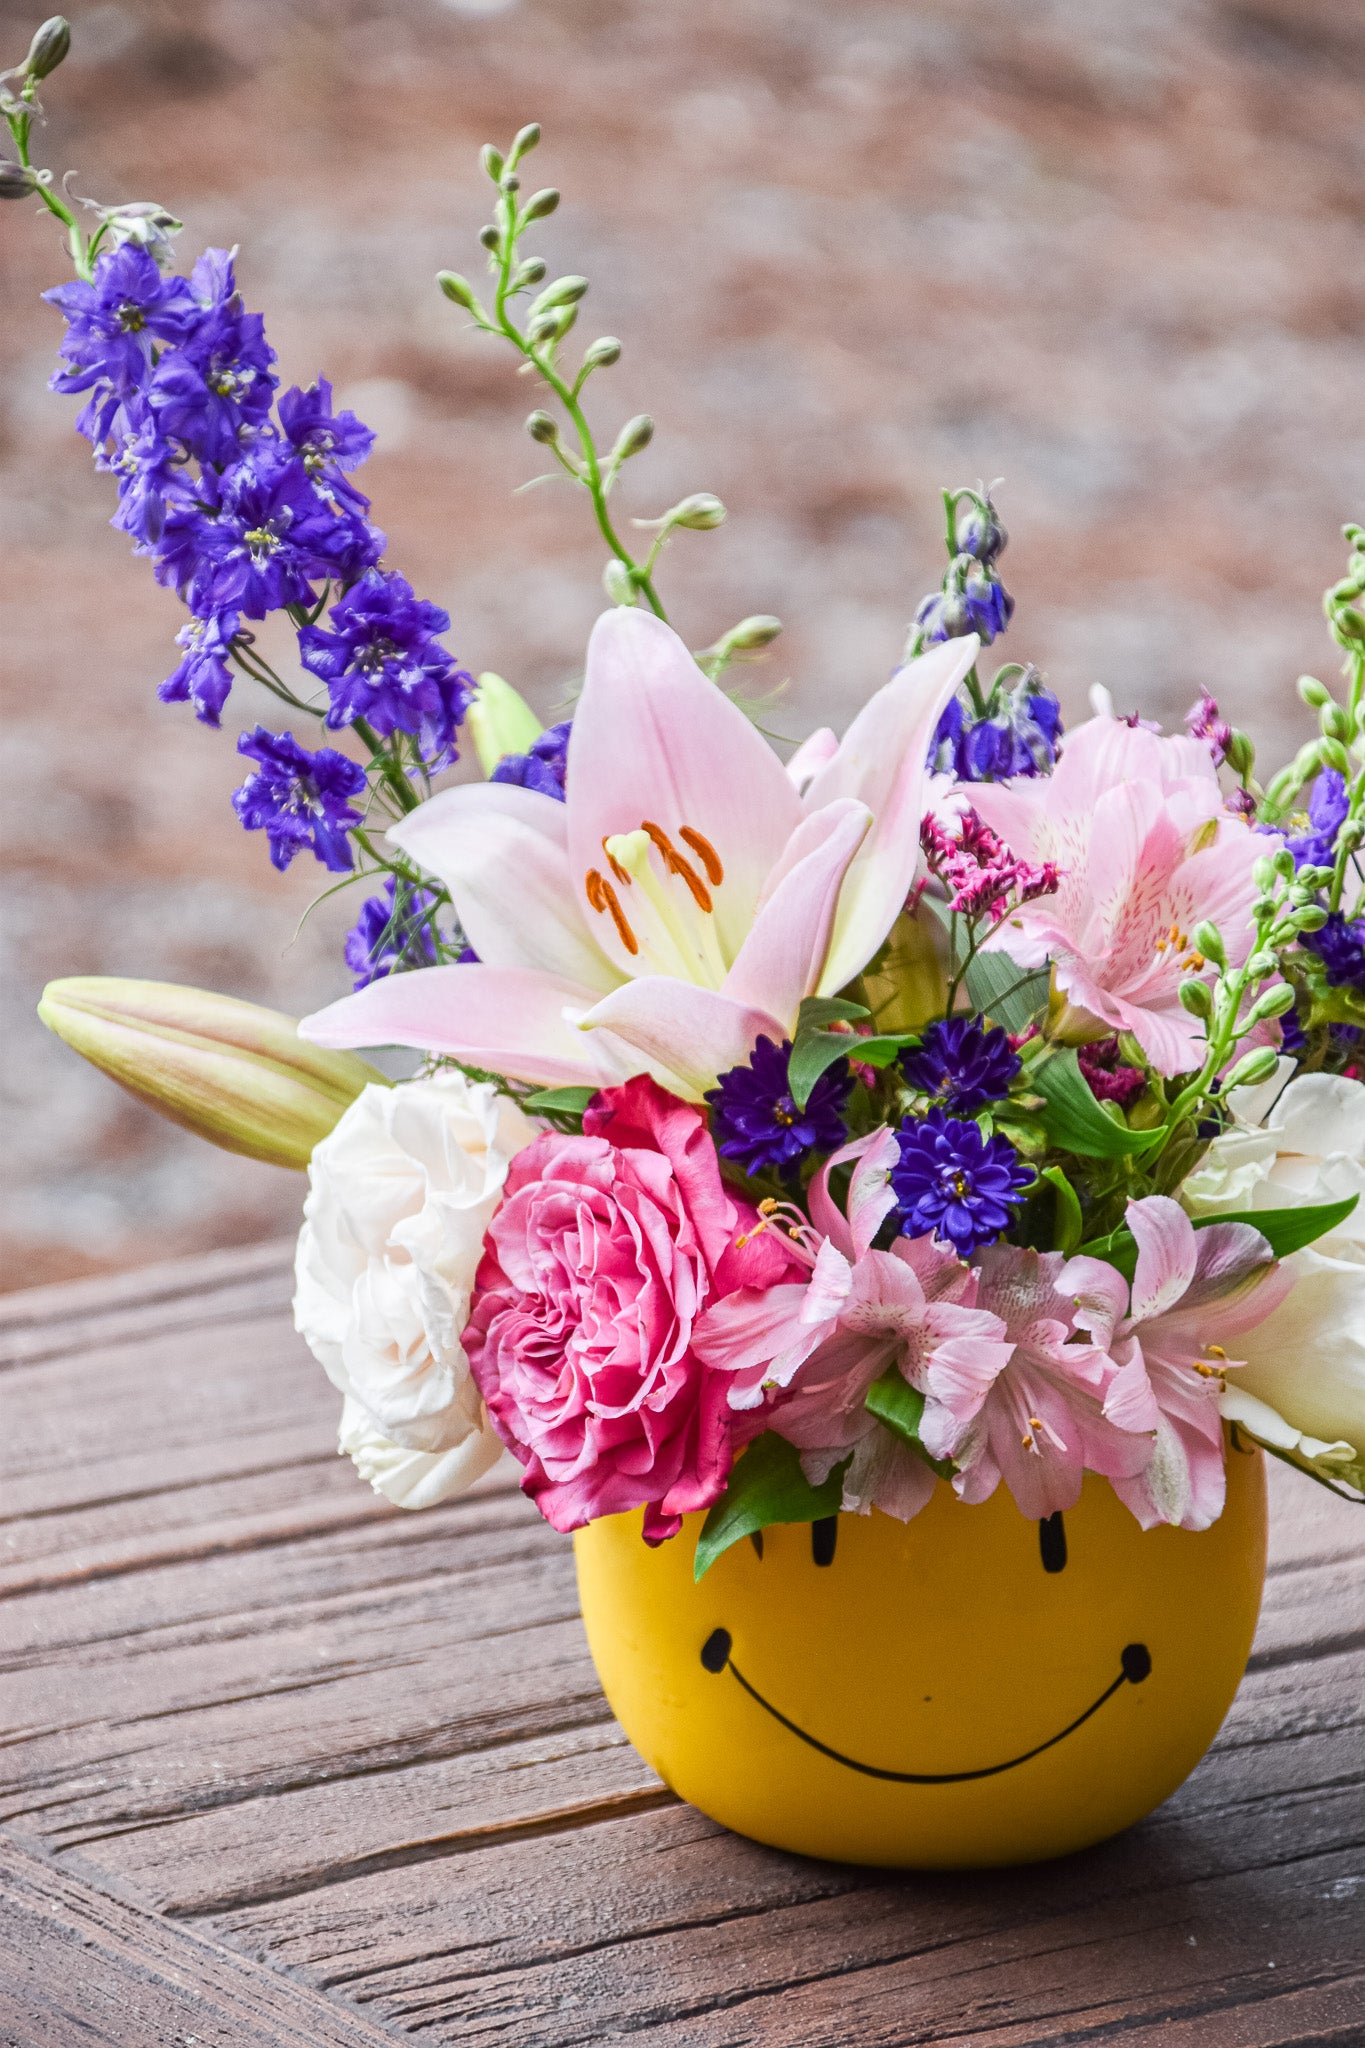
[602,559,637,607]
[1320,736,1351,775]
[1224,728,1255,777]
[1247,983,1297,1024]
[1192,920,1226,967]
[1179,978,1213,1019]
[511,122,541,160]
[38,978,386,1169]
[521,186,560,222]
[668,492,727,530]
[1225,1045,1280,1092]
[611,414,654,462]
[0,160,39,198]
[582,336,621,369]
[525,409,558,444]
[437,270,481,312]
[24,15,70,79]
[530,274,589,315]
[1297,674,1331,709]
[480,143,504,182]
[466,671,542,776]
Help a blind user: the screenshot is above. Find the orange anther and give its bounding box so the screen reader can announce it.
[584,868,638,954]
[679,825,725,887]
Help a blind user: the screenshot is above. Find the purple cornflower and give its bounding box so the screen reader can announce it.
[705,1035,853,1181]
[344,874,441,989]
[44,244,198,423]
[277,379,375,509]
[299,570,471,761]
[231,727,366,872]
[1185,689,1232,767]
[901,1017,1020,1115]
[1285,771,1350,871]
[1303,910,1365,992]
[146,248,276,464]
[1077,1037,1147,1111]
[159,607,239,724]
[891,1109,1034,1258]
[491,721,572,800]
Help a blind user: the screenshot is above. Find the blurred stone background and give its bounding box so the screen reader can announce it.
[2,0,1363,1289]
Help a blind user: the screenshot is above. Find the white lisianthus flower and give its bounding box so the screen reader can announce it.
[1183,1069,1365,1492]
[294,1070,536,1507]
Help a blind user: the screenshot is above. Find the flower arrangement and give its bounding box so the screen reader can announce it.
[14,18,1364,1590]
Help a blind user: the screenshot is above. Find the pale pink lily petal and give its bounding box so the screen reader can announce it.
[576,976,786,1102]
[723,800,871,1021]
[1126,1194,1200,1321]
[803,636,980,995]
[299,964,626,1087]
[785,727,838,793]
[566,609,804,974]
[388,783,620,993]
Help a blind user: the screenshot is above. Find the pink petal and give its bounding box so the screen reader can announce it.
[576,976,785,1100]
[389,782,620,992]
[785,727,839,793]
[1056,1253,1131,1347]
[1126,1196,1199,1322]
[724,800,871,1023]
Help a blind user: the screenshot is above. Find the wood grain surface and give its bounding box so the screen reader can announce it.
[1,1245,1362,2045]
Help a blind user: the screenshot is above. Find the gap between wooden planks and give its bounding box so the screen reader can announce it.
[1,1243,1362,2047]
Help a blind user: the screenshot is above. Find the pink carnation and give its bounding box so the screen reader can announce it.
[465,1076,796,1542]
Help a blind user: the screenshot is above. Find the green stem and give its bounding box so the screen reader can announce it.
[352,717,421,814]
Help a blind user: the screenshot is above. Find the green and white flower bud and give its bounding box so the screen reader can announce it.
[1179,978,1213,1019]
[1320,736,1352,775]
[1224,1045,1281,1092]
[526,303,576,347]
[24,15,70,79]
[722,614,783,650]
[480,143,504,182]
[530,274,589,315]
[511,257,547,290]
[581,336,621,369]
[478,224,501,253]
[602,560,637,607]
[1272,846,1296,881]
[1246,949,1279,980]
[1192,920,1226,968]
[38,978,386,1169]
[1247,983,1297,1024]
[1224,729,1255,777]
[1297,674,1332,709]
[437,270,481,312]
[466,671,542,776]
[521,187,560,222]
[667,492,727,530]
[1252,854,1279,894]
[610,414,654,461]
[0,160,39,198]
[511,122,541,161]
[1296,904,1329,932]
[1320,702,1351,742]
[525,409,558,444]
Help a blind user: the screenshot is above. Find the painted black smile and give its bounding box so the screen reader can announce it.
[699,1630,1152,1784]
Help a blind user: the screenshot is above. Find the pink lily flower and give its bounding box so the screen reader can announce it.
[918,1243,1155,1521]
[692,1131,1013,1520]
[298,609,977,1099]
[1060,1195,1292,1529]
[964,717,1270,1075]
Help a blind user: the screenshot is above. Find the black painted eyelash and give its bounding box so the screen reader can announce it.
[1039,1513,1067,1573]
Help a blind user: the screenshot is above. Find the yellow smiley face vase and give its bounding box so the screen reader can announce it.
[573,1441,1267,1868]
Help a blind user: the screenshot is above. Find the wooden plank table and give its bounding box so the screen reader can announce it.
[1,1243,1362,2046]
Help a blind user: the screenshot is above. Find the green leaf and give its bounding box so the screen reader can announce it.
[864,1370,954,1478]
[796,996,869,1028]
[1040,1165,1084,1257]
[1035,1050,1164,1160]
[963,949,1051,1035]
[1192,1195,1358,1259]
[787,1031,860,1110]
[523,1085,596,1114]
[693,1433,849,1581]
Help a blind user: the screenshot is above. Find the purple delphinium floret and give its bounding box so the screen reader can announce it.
[299,569,471,761]
[891,1108,1034,1257]
[277,379,375,509]
[159,607,239,724]
[916,558,1015,649]
[705,1035,853,1181]
[344,874,441,989]
[490,720,572,801]
[1303,909,1365,992]
[44,245,198,423]
[1285,770,1350,871]
[101,420,187,551]
[901,1016,1021,1115]
[231,727,366,872]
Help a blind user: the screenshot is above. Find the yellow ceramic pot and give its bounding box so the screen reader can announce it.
[574,1440,1267,1867]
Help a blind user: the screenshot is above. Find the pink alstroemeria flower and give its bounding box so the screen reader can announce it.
[692,1131,1013,1520]
[1060,1195,1292,1530]
[965,717,1270,1075]
[919,1243,1154,1521]
[298,609,978,1100]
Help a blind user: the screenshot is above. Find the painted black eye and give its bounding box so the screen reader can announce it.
[811,1517,838,1567]
[1039,1513,1067,1573]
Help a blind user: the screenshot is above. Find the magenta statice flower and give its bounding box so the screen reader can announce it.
[1077,1036,1147,1110]
[158,607,238,724]
[1184,688,1232,767]
[44,244,198,422]
[490,720,572,800]
[299,569,471,761]
[901,1016,1020,1115]
[231,727,366,872]
[920,806,1059,924]
[705,1035,853,1181]
[891,1108,1034,1256]
[1284,769,1349,870]
[344,875,441,989]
